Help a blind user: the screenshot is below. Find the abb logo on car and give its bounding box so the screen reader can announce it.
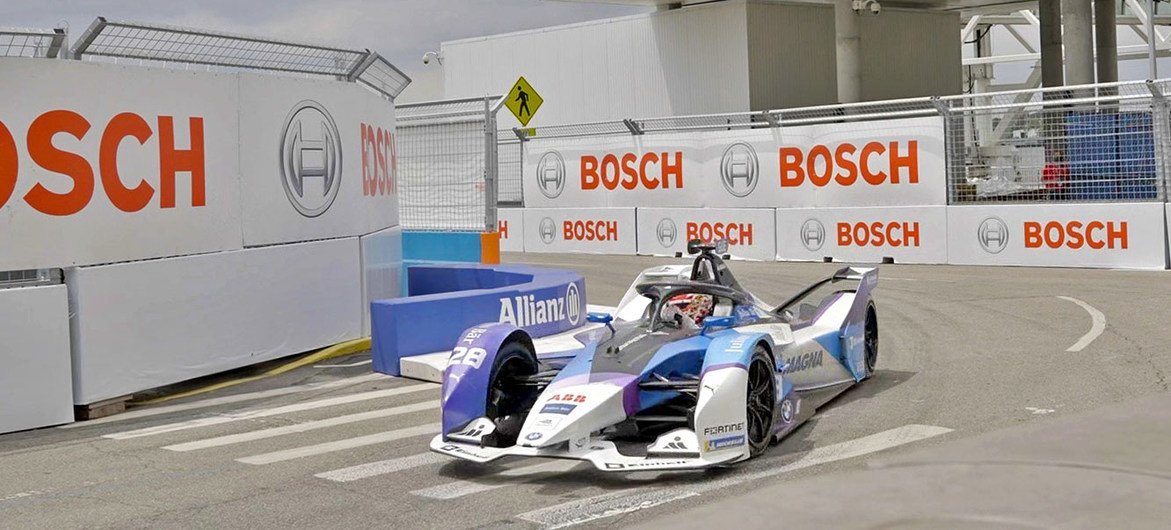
[1024,220,1127,250]
[580,152,684,191]
[837,221,920,248]
[686,222,754,245]
[780,141,919,188]
[563,219,618,241]
[0,110,205,215]
[548,394,587,403]
[360,123,395,197]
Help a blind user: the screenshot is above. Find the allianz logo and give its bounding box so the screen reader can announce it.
[498,283,582,327]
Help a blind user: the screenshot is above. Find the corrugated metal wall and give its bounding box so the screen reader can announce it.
[442,1,751,126]
[860,8,962,101]
[746,1,837,110]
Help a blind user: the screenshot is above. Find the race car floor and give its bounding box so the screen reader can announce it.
[2,253,1170,529]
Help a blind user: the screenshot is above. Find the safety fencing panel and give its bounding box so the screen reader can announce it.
[0,284,74,433]
[947,202,1165,269]
[521,207,637,254]
[522,116,947,209]
[497,207,525,252]
[636,208,776,261]
[776,207,949,264]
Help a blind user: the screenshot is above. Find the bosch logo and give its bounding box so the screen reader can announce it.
[800,219,826,251]
[719,142,758,197]
[977,217,1009,254]
[280,100,342,217]
[539,217,556,244]
[565,282,581,326]
[656,218,677,248]
[536,151,566,199]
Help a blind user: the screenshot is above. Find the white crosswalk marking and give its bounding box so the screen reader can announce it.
[315,452,448,482]
[236,423,440,465]
[61,373,387,429]
[412,459,584,500]
[104,383,436,440]
[162,401,438,452]
[516,424,953,528]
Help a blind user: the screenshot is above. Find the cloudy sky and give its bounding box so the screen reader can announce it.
[5,0,649,101]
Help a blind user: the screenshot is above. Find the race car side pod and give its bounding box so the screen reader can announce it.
[439,323,536,437]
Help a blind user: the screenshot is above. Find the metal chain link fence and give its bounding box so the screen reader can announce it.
[498,79,1171,207]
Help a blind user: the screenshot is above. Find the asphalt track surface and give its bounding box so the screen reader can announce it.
[3,253,1170,529]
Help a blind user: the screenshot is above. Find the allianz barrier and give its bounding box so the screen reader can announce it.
[498,205,1169,269]
[370,264,586,376]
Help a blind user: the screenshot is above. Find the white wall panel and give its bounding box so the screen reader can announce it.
[0,285,74,432]
[360,225,403,337]
[522,207,637,254]
[637,207,776,260]
[67,238,363,404]
[498,208,525,252]
[777,206,949,264]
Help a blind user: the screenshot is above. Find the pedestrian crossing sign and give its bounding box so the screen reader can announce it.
[505,76,543,127]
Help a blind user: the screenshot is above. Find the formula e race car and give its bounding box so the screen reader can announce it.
[430,240,879,471]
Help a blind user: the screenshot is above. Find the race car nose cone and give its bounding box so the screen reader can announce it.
[517,381,630,448]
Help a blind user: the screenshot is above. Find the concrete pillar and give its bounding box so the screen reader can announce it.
[1063,0,1096,87]
[1040,0,1064,89]
[835,0,861,103]
[1096,0,1119,85]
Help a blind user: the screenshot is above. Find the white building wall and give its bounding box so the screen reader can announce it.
[442,1,751,126]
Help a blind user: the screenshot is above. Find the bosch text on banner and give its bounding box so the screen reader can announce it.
[636,208,777,261]
[776,206,948,264]
[521,208,637,254]
[497,208,525,252]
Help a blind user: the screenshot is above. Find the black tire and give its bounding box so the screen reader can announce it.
[484,341,539,447]
[746,346,776,457]
[864,304,878,378]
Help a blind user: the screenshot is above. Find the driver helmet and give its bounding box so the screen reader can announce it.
[664,293,714,326]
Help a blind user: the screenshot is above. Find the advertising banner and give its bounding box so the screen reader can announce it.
[521,207,637,254]
[497,208,525,252]
[636,207,776,260]
[238,74,399,247]
[947,202,1166,269]
[522,116,945,210]
[0,60,243,270]
[776,206,948,264]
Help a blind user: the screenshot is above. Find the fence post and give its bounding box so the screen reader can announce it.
[1145,81,1170,202]
[930,96,959,204]
[483,97,498,232]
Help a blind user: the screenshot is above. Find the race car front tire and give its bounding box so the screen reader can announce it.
[483,340,539,447]
[746,346,776,457]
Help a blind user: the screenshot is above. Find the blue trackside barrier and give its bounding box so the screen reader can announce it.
[371,263,587,376]
[1066,111,1157,201]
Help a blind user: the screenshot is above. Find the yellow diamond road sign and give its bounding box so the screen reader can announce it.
[505,76,543,127]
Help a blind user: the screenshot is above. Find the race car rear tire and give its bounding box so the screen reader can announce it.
[746,346,776,457]
[864,304,878,378]
[484,340,539,447]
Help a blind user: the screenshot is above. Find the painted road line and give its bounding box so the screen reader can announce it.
[516,424,953,528]
[236,423,439,465]
[163,401,438,452]
[104,384,436,440]
[1057,296,1106,352]
[313,359,373,368]
[61,373,387,429]
[412,459,584,500]
[316,452,449,482]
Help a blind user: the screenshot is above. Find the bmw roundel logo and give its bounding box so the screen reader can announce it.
[536,151,566,199]
[977,217,1009,254]
[800,219,825,251]
[780,399,794,423]
[656,218,677,248]
[526,432,543,441]
[720,142,758,197]
[539,217,556,244]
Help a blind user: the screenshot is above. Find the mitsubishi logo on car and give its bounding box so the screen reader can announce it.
[720,142,758,197]
[536,151,566,199]
[565,282,581,325]
[978,217,1009,254]
[800,218,825,251]
[656,218,677,248]
[539,217,556,244]
[280,100,342,217]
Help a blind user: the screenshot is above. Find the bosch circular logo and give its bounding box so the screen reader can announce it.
[720,142,758,197]
[977,217,1009,254]
[539,217,556,244]
[780,399,794,423]
[656,218,677,248]
[565,282,581,326]
[535,151,566,199]
[800,219,826,251]
[279,100,342,217]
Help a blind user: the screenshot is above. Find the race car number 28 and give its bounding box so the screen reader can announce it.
[449,346,488,369]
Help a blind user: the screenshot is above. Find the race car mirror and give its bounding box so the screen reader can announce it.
[701,315,735,335]
[686,239,703,255]
[686,239,730,255]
